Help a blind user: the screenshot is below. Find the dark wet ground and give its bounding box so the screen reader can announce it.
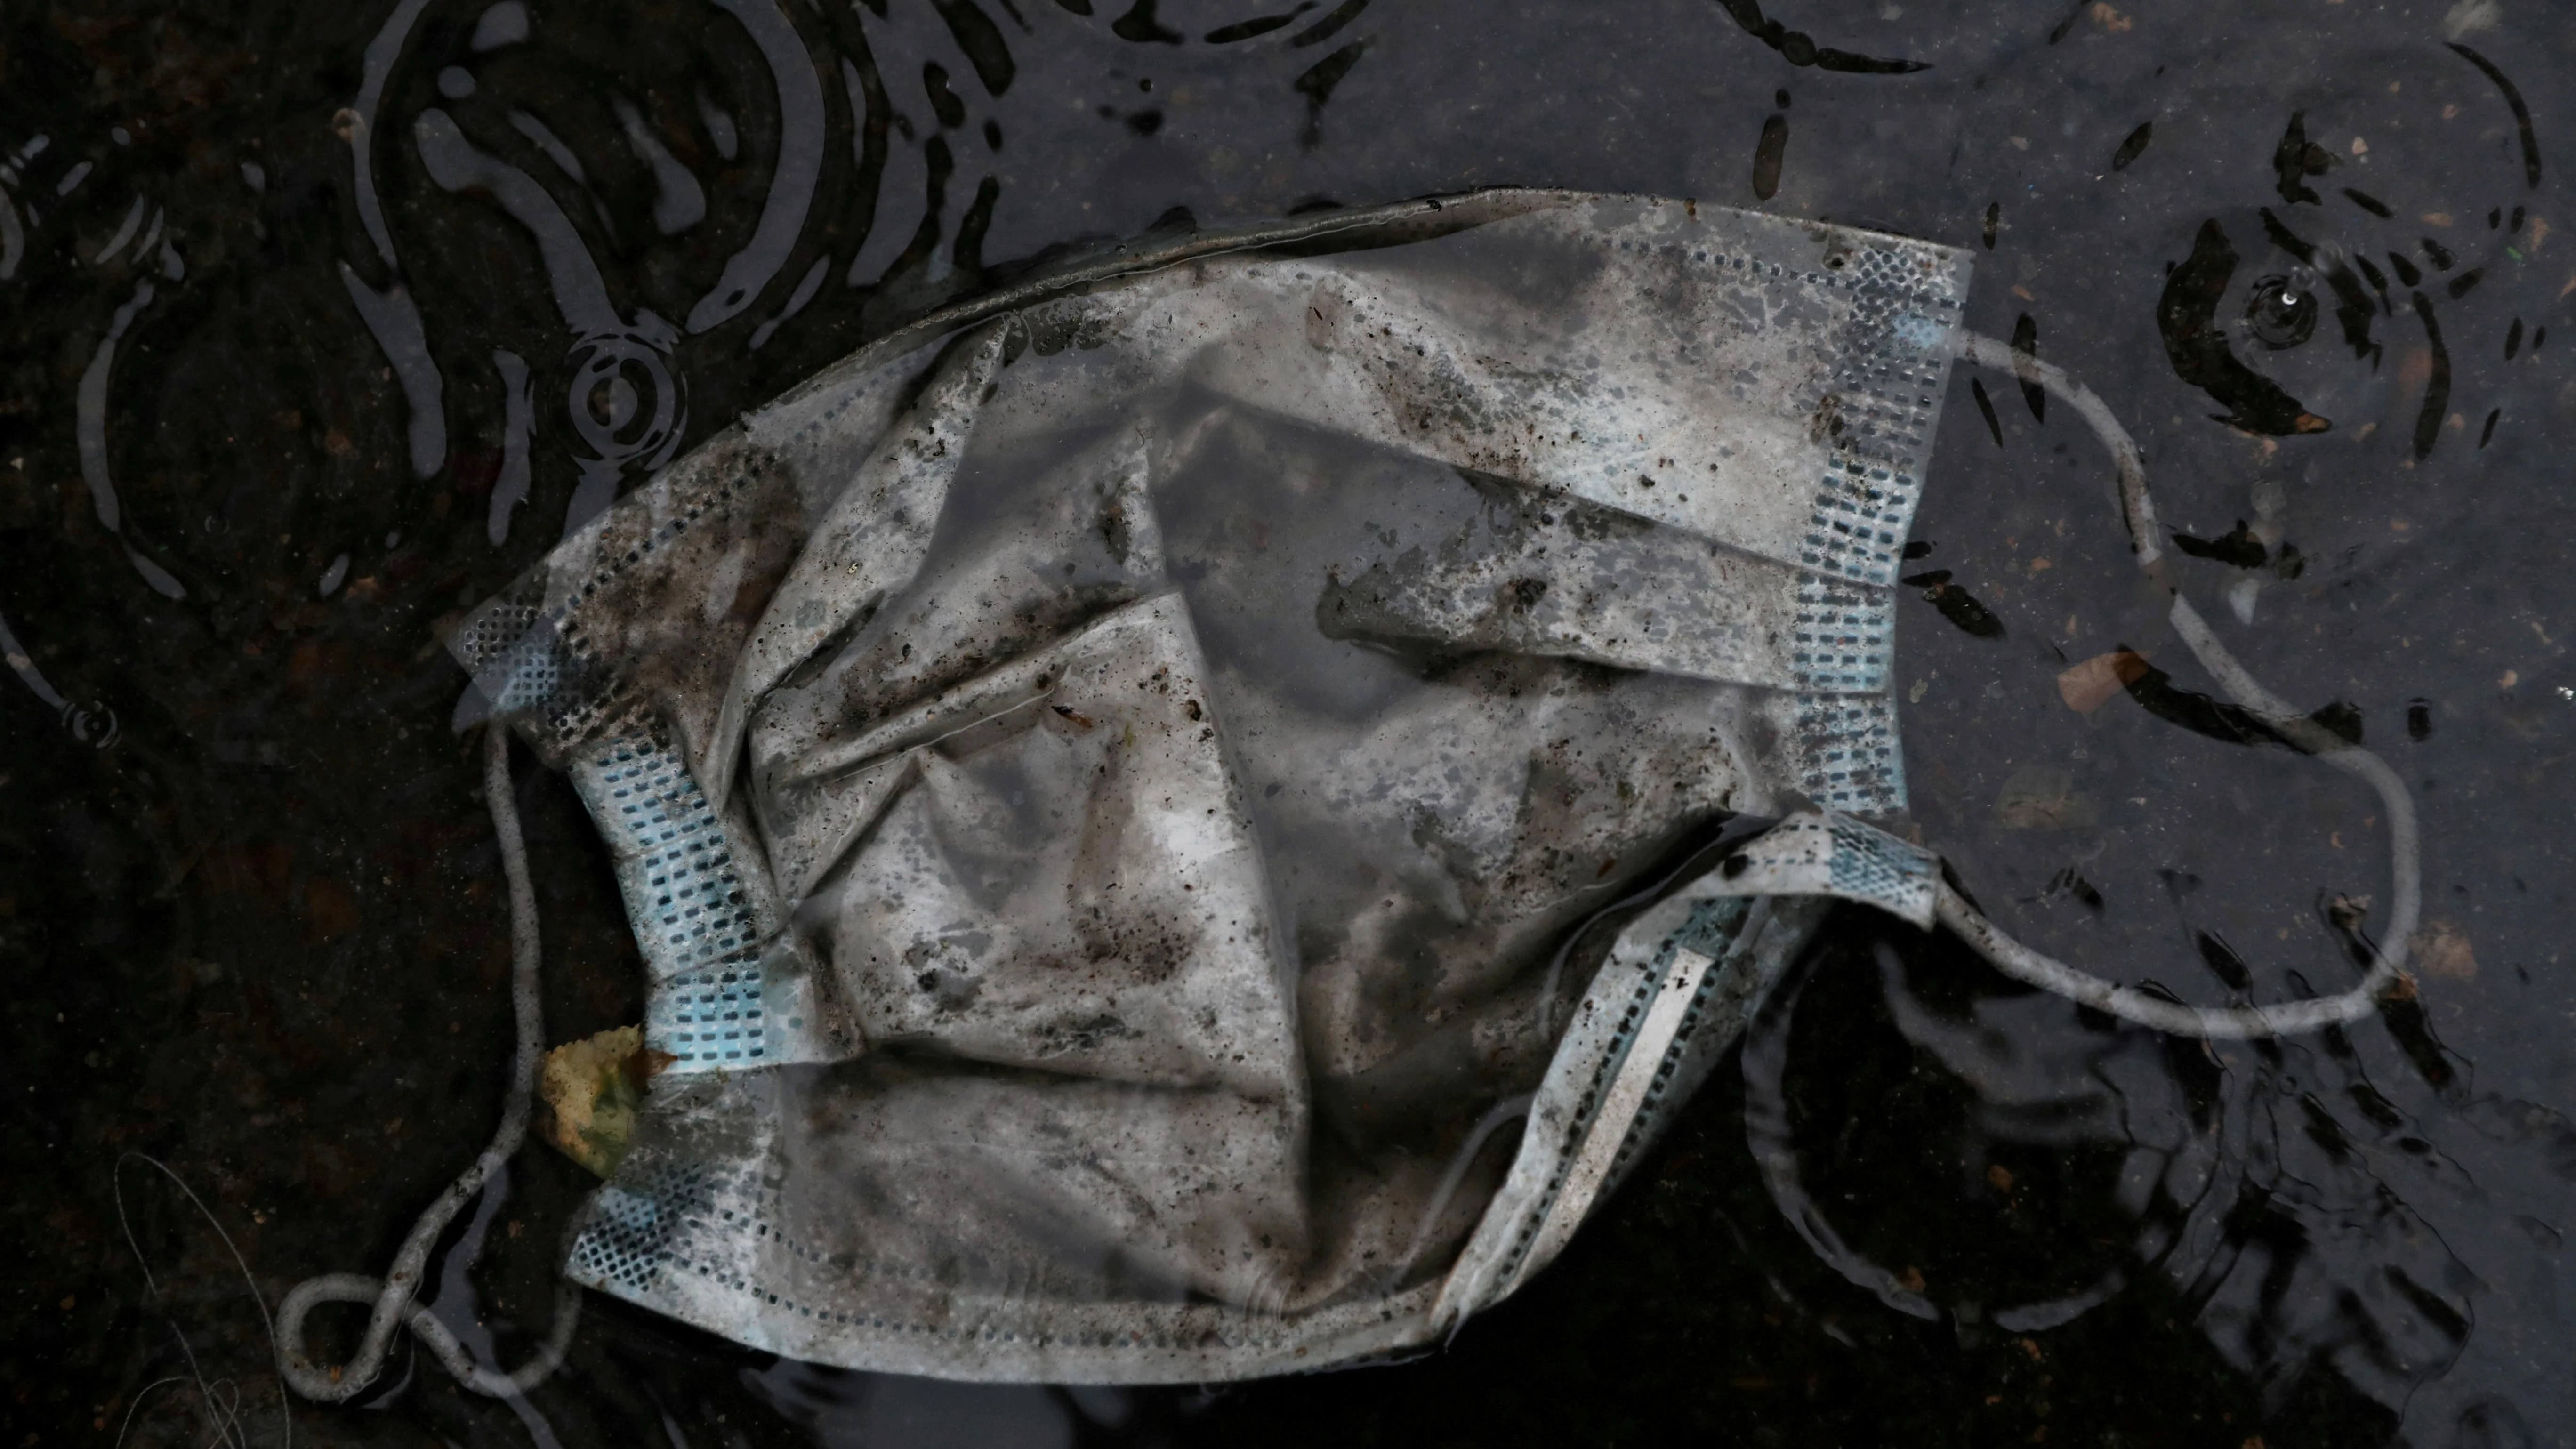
[6,0,2575,1444]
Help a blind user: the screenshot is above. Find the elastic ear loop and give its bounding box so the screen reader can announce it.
[275,724,581,1400]
[1939,331,2419,1039]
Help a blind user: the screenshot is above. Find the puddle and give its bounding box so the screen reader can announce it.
[6,1,2572,1445]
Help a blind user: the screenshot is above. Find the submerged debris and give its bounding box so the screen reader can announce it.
[540,1025,669,1178]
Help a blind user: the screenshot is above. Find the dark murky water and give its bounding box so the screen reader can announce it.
[7,0,2574,1444]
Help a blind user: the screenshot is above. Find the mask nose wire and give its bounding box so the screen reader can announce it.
[275,724,582,1401]
[1935,330,2420,1039]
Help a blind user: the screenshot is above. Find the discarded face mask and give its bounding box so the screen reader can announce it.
[278,190,2424,1395]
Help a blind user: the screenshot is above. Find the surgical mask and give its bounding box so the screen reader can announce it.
[282,188,2420,1396]
[428,191,1967,1383]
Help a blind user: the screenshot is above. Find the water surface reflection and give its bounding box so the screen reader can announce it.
[5,1,2573,1445]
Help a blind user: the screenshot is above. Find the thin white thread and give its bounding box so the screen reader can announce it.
[112,1376,189,1449]
[1390,1091,1537,1287]
[1942,330,2420,1038]
[274,725,581,1399]
[113,1152,290,1448]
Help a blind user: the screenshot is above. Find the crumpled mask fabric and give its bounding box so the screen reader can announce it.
[450,189,1971,1381]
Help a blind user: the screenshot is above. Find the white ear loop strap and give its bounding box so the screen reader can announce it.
[276,724,580,1400]
[1938,331,2418,1039]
